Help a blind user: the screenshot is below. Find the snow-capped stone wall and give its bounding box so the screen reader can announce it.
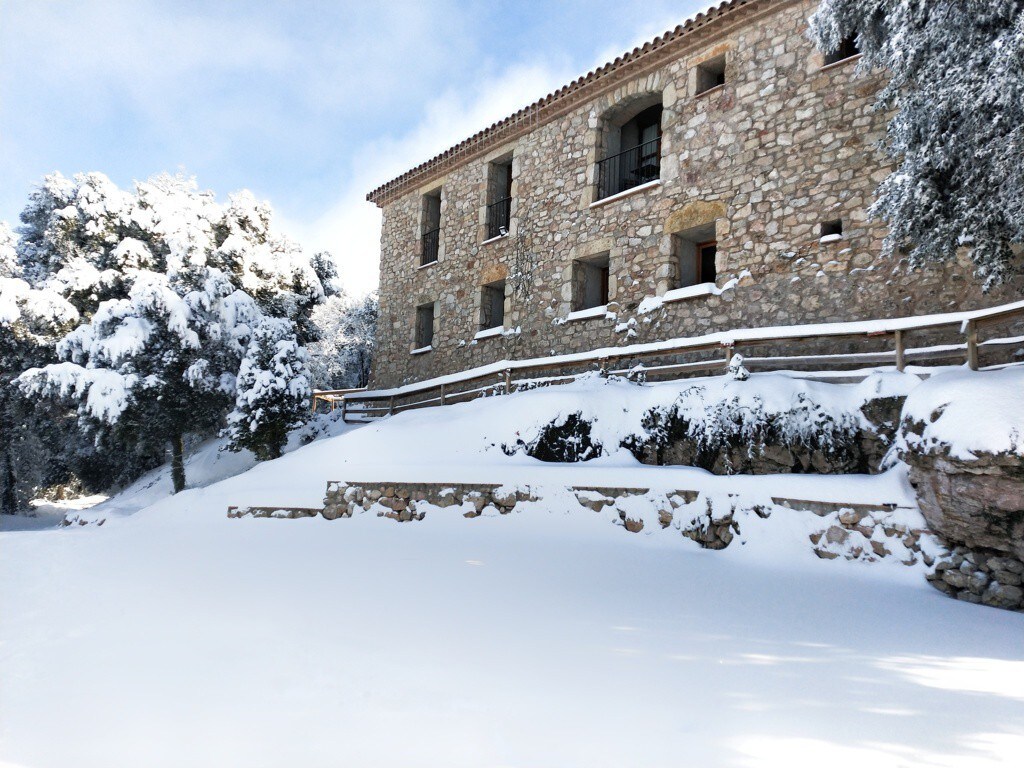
[311,480,933,565]
[897,369,1024,612]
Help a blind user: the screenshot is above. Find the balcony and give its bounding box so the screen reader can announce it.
[595,136,661,201]
[486,196,511,240]
[420,227,440,266]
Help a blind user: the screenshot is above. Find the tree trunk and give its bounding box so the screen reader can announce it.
[1,453,18,515]
[170,434,186,494]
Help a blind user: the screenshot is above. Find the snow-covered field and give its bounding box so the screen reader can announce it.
[3,372,1024,767]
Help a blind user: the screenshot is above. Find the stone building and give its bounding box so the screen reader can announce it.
[365,0,1019,389]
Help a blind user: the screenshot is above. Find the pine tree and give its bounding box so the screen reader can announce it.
[307,292,378,389]
[0,259,79,512]
[11,171,329,495]
[227,318,311,461]
[20,272,257,492]
[809,0,1024,287]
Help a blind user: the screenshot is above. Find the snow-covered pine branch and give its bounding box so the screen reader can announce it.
[809,0,1024,287]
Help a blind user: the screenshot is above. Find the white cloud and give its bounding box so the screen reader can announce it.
[294,61,574,296]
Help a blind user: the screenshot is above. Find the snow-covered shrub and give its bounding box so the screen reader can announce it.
[227,318,311,461]
[808,1,1024,287]
[505,412,603,463]
[895,368,1024,461]
[626,387,863,474]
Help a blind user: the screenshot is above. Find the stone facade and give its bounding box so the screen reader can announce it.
[367,0,1022,389]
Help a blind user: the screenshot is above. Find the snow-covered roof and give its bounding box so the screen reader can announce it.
[365,0,776,206]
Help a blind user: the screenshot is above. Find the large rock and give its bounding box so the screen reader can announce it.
[905,448,1024,561]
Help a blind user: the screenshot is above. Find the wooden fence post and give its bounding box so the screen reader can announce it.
[723,343,734,371]
[440,383,446,405]
[341,397,348,422]
[504,368,512,394]
[388,395,395,415]
[894,329,906,372]
[966,320,980,371]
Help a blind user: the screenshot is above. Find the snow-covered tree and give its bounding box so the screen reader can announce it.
[0,222,18,279]
[0,267,79,512]
[12,171,329,494]
[227,318,311,461]
[307,291,378,389]
[809,1,1024,287]
[20,271,263,493]
[15,172,325,323]
[310,251,342,298]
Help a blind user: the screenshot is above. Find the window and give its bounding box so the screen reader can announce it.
[673,223,718,288]
[572,253,610,311]
[824,36,860,66]
[820,219,843,238]
[695,54,726,95]
[486,158,513,240]
[421,189,441,266]
[415,302,435,349]
[596,100,663,200]
[480,280,505,330]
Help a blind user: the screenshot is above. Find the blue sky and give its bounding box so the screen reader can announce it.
[1,0,713,293]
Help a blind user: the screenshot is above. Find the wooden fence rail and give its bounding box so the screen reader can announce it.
[311,299,1024,423]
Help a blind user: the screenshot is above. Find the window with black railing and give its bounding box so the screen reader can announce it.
[485,157,513,240]
[596,136,662,201]
[420,188,441,265]
[420,227,440,266]
[595,103,662,201]
[486,196,511,240]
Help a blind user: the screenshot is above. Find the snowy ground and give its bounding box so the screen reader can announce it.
[3,372,1024,767]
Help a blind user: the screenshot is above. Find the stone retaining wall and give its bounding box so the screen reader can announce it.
[230,480,934,567]
[926,547,1024,611]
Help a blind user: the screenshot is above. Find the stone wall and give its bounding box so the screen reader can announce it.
[926,547,1024,611]
[230,480,934,567]
[903,440,1024,612]
[369,0,1023,389]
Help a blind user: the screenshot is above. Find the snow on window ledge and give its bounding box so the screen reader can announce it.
[417,260,438,270]
[589,180,661,209]
[665,282,718,302]
[474,326,504,340]
[481,233,508,246]
[819,234,844,244]
[563,304,616,323]
[410,345,433,356]
[636,276,747,315]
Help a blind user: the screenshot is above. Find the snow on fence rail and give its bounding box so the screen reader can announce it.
[310,387,366,413]
[312,299,1024,422]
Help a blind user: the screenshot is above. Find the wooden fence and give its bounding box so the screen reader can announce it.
[312,299,1024,423]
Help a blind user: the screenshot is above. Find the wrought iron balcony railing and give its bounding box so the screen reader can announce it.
[421,227,440,265]
[595,136,661,201]
[486,196,512,240]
